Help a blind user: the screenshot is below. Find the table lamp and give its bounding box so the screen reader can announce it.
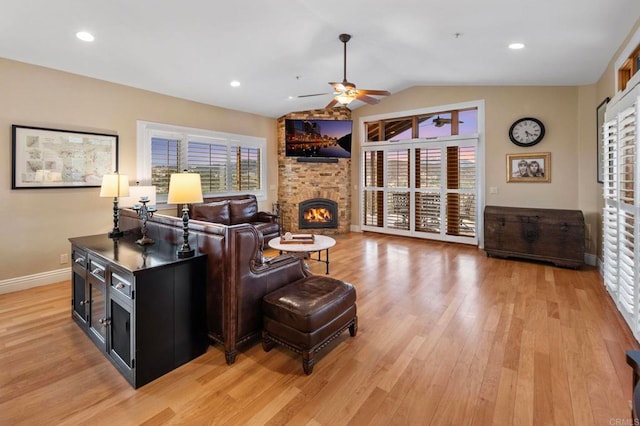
[99,172,130,238]
[167,172,203,258]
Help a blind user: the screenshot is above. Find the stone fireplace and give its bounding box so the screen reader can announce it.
[277,108,351,235]
[299,198,338,230]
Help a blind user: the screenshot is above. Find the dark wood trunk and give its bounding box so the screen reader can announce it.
[483,205,585,268]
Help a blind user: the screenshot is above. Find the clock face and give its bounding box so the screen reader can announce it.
[509,117,545,147]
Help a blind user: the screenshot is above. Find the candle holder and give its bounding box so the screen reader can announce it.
[132,196,157,245]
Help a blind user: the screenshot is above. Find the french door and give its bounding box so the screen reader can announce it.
[361,137,479,245]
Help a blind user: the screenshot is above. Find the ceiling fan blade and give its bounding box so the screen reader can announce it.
[355,94,380,104]
[296,93,331,98]
[357,89,390,96]
[326,98,339,108]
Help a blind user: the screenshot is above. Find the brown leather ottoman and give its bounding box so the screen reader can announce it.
[262,275,357,375]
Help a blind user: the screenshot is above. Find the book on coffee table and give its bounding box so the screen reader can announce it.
[280,233,315,244]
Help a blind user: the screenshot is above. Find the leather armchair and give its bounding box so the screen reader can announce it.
[183,194,281,246]
[120,209,306,364]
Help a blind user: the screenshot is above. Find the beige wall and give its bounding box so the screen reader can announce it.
[0,58,277,282]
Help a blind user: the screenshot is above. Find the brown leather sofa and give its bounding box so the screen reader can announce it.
[179,194,280,246]
[120,208,308,364]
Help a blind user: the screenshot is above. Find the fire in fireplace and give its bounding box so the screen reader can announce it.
[299,198,338,229]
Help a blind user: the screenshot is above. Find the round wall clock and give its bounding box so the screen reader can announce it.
[509,117,545,147]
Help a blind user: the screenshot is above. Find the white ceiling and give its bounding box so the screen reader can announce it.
[1,1,639,118]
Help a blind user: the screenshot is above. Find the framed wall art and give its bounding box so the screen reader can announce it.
[596,97,610,183]
[506,152,551,183]
[12,125,118,189]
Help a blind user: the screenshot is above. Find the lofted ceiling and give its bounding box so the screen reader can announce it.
[1,1,639,118]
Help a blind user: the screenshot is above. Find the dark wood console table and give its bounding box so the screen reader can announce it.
[484,206,585,268]
[69,233,207,388]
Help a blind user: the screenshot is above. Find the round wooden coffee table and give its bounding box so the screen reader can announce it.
[268,235,336,274]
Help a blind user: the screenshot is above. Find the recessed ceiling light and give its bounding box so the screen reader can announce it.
[509,42,525,50]
[76,31,95,42]
[230,80,241,87]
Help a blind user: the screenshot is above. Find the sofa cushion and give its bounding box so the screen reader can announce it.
[191,201,231,225]
[229,199,258,224]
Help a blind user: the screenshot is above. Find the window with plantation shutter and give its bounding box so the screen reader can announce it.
[361,137,479,244]
[360,102,482,245]
[138,121,266,203]
[601,84,640,341]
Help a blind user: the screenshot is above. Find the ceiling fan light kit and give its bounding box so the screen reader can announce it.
[298,33,390,109]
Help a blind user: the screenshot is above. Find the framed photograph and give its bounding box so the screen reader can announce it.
[12,125,118,189]
[596,97,610,183]
[506,152,551,183]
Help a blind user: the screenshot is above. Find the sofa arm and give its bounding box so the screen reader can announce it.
[257,211,278,223]
[252,254,310,286]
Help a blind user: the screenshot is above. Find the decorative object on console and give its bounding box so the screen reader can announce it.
[131,196,157,245]
[122,184,158,245]
[167,172,203,258]
[119,184,157,208]
[99,172,129,238]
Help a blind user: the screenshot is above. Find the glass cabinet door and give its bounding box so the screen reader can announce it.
[88,280,107,351]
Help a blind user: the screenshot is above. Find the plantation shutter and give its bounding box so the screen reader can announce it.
[603,118,619,294]
[415,147,442,234]
[386,148,410,230]
[602,85,640,340]
[236,146,261,191]
[151,137,180,196]
[362,150,384,227]
[188,142,227,193]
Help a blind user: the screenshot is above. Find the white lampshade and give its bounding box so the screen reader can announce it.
[119,186,157,208]
[335,93,355,105]
[167,173,203,204]
[99,173,130,197]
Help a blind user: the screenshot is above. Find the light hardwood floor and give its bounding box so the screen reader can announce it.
[1,232,638,425]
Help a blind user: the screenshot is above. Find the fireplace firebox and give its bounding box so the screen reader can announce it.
[299,198,338,229]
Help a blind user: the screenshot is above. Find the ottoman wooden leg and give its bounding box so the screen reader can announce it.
[302,351,315,375]
[225,349,238,365]
[349,316,358,337]
[262,331,276,352]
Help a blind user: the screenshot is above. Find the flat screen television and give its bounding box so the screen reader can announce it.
[285,119,352,158]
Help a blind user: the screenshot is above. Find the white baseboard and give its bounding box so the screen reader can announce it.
[584,253,597,267]
[0,268,70,294]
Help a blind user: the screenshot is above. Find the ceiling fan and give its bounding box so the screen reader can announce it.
[432,115,464,127]
[298,34,390,108]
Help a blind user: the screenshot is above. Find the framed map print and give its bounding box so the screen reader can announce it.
[12,125,118,189]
